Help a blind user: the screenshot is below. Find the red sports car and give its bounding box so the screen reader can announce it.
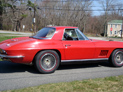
[0,26,123,73]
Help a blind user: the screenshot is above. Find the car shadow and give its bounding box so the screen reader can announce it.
[58,61,112,70]
[0,61,112,74]
[0,61,39,74]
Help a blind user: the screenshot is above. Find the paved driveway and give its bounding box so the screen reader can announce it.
[0,30,32,36]
[0,61,123,91]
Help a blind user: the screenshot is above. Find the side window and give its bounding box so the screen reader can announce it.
[76,30,85,40]
[114,31,117,34]
[115,24,117,28]
[111,24,112,28]
[63,29,78,40]
[110,31,112,35]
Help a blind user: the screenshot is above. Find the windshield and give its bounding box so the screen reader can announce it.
[32,27,56,39]
[76,29,89,40]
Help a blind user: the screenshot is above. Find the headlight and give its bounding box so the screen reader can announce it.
[0,49,7,54]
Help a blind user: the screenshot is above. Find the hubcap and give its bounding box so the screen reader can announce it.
[45,59,51,65]
[115,51,123,65]
[41,53,56,70]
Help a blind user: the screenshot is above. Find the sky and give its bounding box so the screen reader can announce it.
[92,0,123,16]
[92,1,103,16]
[22,0,123,16]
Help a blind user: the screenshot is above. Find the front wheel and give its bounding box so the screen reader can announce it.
[110,49,123,67]
[35,50,60,74]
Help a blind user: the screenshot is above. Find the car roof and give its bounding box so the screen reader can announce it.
[44,26,78,40]
[48,26,78,29]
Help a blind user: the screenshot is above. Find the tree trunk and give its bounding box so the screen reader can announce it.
[0,1,3,30]
[18,20,21,32]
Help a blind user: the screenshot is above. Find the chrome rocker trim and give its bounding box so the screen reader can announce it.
[0,54,24,58]
[61,58,108,62]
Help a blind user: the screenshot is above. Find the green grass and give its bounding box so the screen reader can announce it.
[2,75,123,92]
[0,36,21,42]
[0,33,22,42]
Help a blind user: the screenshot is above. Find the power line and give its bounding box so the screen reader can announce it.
[36,0,98,2]
[36,6,123,11]
[90,4,123,7]
[6,0,123,12]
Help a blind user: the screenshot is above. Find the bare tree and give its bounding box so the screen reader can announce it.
[99,0,117,36]
[4,0,28,31]
[1,0,122,36]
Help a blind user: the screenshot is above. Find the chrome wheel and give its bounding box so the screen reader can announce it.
[110,49,123,67]
[35,50,60,73]
[40,53,56,71]
[115,51,123,65]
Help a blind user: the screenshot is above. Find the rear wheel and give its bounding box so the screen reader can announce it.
[35,50,60,74]
[110,49,123,67]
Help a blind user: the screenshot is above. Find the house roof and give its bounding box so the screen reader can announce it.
[108,20,122,24]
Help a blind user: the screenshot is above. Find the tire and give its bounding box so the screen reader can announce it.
[110,49,123,67]
[35,50,60,74]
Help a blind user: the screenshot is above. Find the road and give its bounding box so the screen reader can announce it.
[0,61,123,91]
[0,30,32,36]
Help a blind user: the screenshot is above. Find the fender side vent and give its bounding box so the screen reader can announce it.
[99,50,108,56]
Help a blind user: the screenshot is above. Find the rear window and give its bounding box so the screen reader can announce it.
[33,27,55,39]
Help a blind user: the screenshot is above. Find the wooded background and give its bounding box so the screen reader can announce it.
[0,0,123,36]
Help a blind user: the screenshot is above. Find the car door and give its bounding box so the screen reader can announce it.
[62,28,95,60]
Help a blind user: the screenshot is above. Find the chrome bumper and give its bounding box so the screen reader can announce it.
[0,54,24,59]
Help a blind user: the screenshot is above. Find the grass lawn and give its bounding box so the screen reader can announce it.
[2,75,123,92]
[0,36,21,42]
[0,33,22,42]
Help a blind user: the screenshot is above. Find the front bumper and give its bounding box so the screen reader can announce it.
[0,54,24,59]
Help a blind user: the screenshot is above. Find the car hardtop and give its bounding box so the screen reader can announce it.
[49,26,78,30]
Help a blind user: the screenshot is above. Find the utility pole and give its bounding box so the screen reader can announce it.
[0,0,3,30]
[33,0,36,33]
[121,14,123,39]
[104,0,108,37]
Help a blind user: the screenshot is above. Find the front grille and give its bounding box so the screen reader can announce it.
[0,49,7,54]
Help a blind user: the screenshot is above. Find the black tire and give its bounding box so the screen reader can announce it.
[35,50,60,74]
[110,49,123,67]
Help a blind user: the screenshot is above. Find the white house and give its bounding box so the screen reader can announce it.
[107,20,122,37]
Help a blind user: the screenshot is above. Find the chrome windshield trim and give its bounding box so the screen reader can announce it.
[0,54,24,58]
[61,58,108,62]
[76,28,89,40]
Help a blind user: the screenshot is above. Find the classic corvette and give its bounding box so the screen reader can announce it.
[0,26,123,73]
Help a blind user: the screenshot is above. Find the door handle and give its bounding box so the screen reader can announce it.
[65,44,71,47]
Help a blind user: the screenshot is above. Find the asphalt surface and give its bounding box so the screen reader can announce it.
[0,30,32,35]
[0,30,32,36]
[0,61,123,91]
